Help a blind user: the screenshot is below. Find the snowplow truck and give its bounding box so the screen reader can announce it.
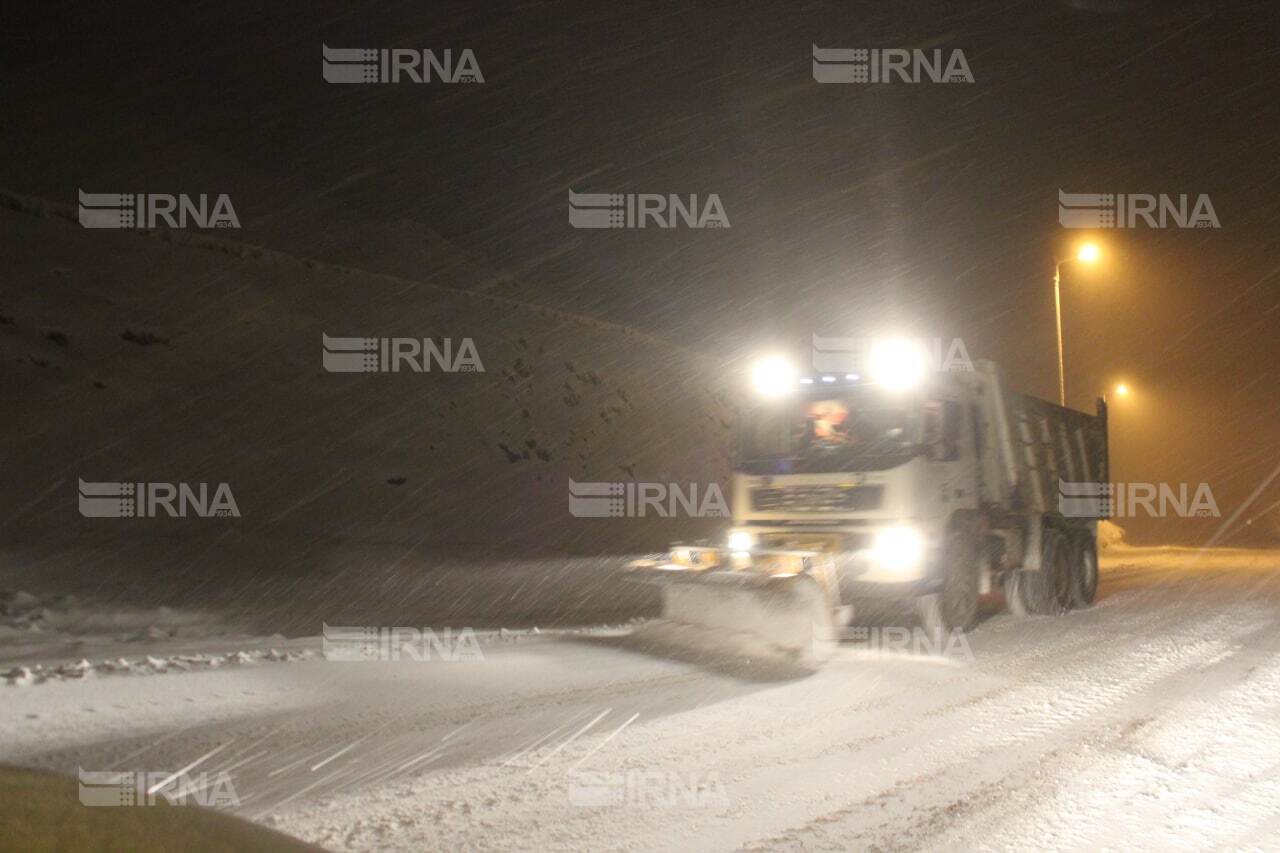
[629,357,1109,665]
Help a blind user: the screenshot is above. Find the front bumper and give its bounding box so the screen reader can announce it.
[632,530,940,602]
[629,545,830,584]
[741,525,934,583]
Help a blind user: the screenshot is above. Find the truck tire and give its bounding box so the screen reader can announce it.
[916,528,979,636]
[1046,529,1073,612]
[1005,528,1064,617]
[1068,530,1099,608]
[1005,569,1049,617]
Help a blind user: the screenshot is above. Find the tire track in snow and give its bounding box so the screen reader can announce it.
[934,623,1280,851]
[271,602,1266,851]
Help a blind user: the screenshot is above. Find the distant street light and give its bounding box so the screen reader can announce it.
[1053,242,1103,406]
[1114,382,1130,398]
[1076,242,1101,264]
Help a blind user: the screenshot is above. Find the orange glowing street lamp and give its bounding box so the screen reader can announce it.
[1054,242,1103,406]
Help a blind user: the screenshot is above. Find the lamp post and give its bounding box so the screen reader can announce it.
[1053,242,1101,406]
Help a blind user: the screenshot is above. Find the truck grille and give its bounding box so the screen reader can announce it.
[750,485,883,513]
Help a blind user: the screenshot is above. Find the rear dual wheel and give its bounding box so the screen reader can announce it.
[1068,531,1098,608]
[1006,563,1059,616]
[1006,527,1097,616]
[1006,528,1066,616]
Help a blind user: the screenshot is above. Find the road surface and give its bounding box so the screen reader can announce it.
[4,546,1280,851]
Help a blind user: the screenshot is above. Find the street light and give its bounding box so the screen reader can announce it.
[1114,382,1130,398]
[1053,242,1102,406]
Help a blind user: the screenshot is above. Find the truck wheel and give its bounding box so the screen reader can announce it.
[1006,524,1068,617]
[1005,569,1048,617]
[1068,531,1099,608]
[917,528,979,636]
[1047,529,1073,612]
[1005,549,1063,617]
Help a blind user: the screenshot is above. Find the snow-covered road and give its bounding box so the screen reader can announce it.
[4,546,1280,851]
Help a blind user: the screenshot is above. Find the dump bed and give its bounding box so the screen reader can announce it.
[976,361,1109,518]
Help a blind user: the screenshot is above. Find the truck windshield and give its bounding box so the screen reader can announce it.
[736,389,921,474]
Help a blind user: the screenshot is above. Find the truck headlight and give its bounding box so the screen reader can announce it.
[868,338,927,391]
[751,355,798,399]
[871,526,925,572]
[727,530,754,553]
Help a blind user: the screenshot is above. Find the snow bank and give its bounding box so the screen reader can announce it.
[2,648,317,687]
[1097,520,1126,550]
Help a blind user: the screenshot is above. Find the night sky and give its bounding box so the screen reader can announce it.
[4,0,1278,544]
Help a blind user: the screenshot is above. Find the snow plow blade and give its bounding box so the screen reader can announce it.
[628,548,835,668]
